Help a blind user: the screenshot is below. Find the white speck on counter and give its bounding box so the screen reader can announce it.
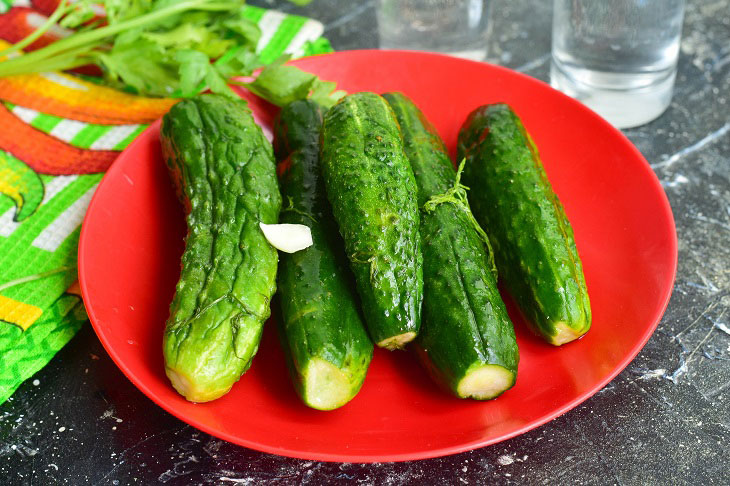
[715,322,730,335]
[32,379,40,386]
[58,427,65,432]
[497,454,515,465]
[219,478,255,484]
[639,369,668,380]
[662,174,690,188]
[101,406,124,424]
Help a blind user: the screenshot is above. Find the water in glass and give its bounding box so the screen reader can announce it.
[377,0,491,61]
[551,0,685,128]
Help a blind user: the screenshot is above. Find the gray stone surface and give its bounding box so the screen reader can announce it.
[1,0,729,484]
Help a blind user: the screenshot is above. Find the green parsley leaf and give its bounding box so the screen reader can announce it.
[308,78,346,108]
[176,49,209,96]
[245,60,345,109]
[245,63,315,106]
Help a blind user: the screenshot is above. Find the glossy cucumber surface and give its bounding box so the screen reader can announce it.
[385,92,518,399]
[274,100,373,410]
[458,103,591,345]
[320,92,423,349]
[160,94,281,402]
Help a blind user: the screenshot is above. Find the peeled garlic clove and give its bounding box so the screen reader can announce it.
[259,222,313,253]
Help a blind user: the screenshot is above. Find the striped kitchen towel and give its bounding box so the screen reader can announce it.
[0,2,333,405]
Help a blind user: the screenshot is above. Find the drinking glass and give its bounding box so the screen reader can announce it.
[377,0,491,61]
[551,0,686,128]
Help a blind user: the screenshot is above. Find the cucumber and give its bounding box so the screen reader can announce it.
[458,104,591,345]
[320,92,423,350]
[160,94,281,402]
[274,100,373,411]
[384,92,518,399]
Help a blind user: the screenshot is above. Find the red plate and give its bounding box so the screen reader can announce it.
[78,50,677,462]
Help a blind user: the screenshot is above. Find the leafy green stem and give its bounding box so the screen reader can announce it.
[423,159,498,277]
[0,45,96,75]
[0,0,72,58]
[0,0,239,76]
[280,196,317,223]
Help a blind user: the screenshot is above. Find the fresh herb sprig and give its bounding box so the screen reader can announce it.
[0,0,340,106]
[245,57,345,108]
[0,0,262,98]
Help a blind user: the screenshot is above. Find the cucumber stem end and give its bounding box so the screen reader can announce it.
[166,367,232,403]
[457,365,515,400]
[549,322,589,346]
[303,358,357,411]
[377,331,417,350]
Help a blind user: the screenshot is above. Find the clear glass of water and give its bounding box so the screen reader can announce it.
[551,0,686,128]
[376,0,491,61]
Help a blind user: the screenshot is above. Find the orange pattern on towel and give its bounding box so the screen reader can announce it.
[0,40,177,125]
[0,104,117,174]
[0,73,177,124]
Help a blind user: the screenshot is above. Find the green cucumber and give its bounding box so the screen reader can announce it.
[384,92,519,399]
[160,94,281,402]
[274,100,373,411]
[458,104,591,345]
[320,92,423,350]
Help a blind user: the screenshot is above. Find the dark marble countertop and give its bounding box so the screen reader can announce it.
[1,0,729,484]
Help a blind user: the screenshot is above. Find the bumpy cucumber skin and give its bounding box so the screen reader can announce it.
[274,100,373,410]
[320,92,423,348]
[160,94,281,402]
[458,104,591,345]
[384,92,518,397]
